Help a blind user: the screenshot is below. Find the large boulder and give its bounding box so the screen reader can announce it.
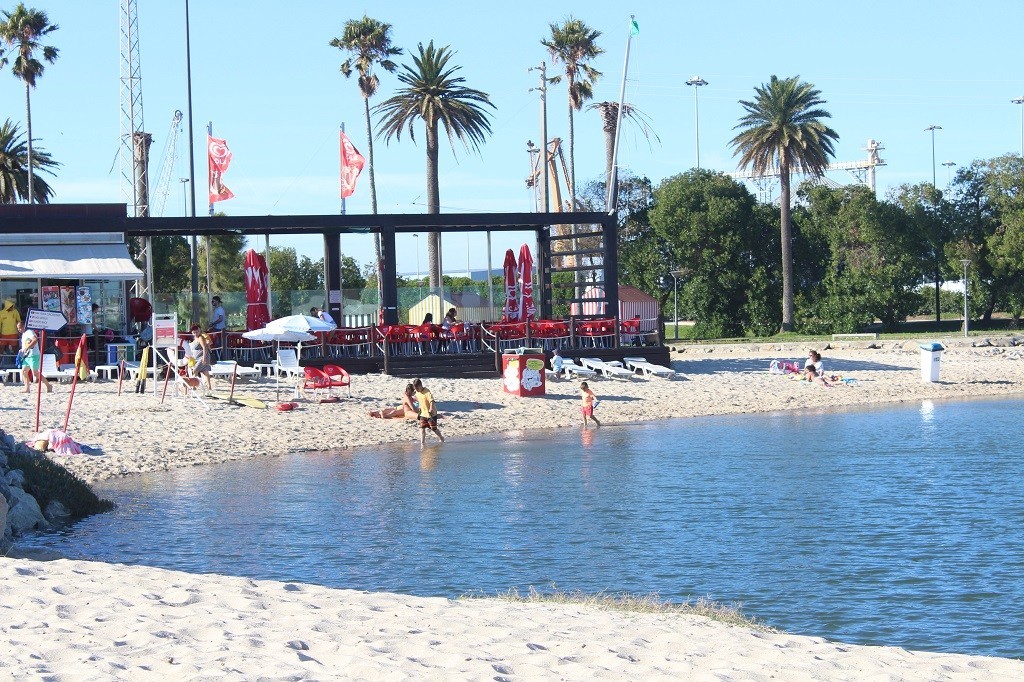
[5,486,48,536]
[0,493,8,547]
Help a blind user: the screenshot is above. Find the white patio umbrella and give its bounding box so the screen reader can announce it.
[265,314,336,333]
[242,327,316,401]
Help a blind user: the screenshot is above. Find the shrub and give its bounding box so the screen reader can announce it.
[6,450,114,520]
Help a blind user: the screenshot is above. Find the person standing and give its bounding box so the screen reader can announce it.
[413,378,445,446]
[311,306,336,326]
[207,296,226,361]
[0,299,21,358]
[189,326,213,391]
[580,381,600,427]
[18,320,52,394]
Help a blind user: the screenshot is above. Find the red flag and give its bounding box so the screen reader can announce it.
[340,131,366,199]
[208,135,234,204]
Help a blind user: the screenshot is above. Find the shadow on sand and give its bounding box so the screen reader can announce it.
[675,357,909,375]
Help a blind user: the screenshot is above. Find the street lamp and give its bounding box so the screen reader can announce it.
[925,125,942,188]
[1013,97,1024,157]
[941,160,956,186]
[669,270,684,340]
[686,76,708,169]
[960,259,970,338]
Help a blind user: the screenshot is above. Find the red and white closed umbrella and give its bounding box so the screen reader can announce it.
[502,249,519,322]
[518,243,536,321]
[244,249,271,331]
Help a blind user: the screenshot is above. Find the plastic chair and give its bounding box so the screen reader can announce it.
[301,366,332,399]
[322,364,352,397]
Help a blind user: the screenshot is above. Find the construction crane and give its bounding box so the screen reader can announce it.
[526,137,572,212]
[151,110,184,217]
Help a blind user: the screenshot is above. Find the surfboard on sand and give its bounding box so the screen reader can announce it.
[209,393,267,409]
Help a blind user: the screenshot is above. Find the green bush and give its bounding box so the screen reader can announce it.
[6,450,114,520]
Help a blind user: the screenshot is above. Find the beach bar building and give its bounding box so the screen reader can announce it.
[407,291,492,324]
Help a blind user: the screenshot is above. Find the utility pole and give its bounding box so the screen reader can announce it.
[529,62,549,212]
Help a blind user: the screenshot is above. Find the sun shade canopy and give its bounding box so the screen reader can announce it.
[0,243,143,280]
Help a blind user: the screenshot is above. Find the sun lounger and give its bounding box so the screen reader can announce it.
[210,361,261,380]
[560,359,597,379]
[623,356,679,378]
[580,357,636,379]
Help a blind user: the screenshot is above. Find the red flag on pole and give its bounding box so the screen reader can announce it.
[208,135,235,204]
[340,131,366,199]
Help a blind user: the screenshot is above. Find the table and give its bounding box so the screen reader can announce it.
[94,365,120,380]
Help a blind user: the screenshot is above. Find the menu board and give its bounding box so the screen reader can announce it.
[42,286,61,312]
[60,286,78,325]
[77,286,92,326]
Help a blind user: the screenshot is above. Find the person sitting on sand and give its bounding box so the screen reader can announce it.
[369,383,419,419]
[804,350,832,387]
[551,348,564,377]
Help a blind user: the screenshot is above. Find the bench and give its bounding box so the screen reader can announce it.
[831,333,879,340]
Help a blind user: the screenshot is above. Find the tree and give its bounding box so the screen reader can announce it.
[586,101,658,207]
[0,117,56,202]
[0,3,58,204]
[329,16,402,270]
[542,17,603,210]
[730,75,839,331]
[888,182,954,322]
[198,234,246,294]
[375,41,494,287]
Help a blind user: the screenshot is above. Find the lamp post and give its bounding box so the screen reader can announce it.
[1013,97,1024,157]
[960,259,970,338]
[941,160,956,186]
[686,76,708,169]
[413,233,421,299]
[925,125,942,188]
[669,270,684,340]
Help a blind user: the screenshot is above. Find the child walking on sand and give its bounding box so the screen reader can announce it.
[580,381,600,427]
[413,378,445,446]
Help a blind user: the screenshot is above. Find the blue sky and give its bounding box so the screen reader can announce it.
[4,1,1024,277]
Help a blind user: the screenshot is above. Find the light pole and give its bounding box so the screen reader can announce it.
[925,125,942,188]
[413,233,421,299]
[669,270,684,340]
[941,160,956,186]
[960,259,970,337]
[686,76,708,169]
[1013,97,1024,157]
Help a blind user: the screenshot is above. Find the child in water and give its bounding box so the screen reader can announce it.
[580,381,600,427]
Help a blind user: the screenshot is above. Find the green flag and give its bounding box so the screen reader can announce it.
[630,18,639,35]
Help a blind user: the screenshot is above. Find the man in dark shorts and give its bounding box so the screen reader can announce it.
[413,378,445,446]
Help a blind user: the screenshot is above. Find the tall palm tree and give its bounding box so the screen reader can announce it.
[0,117,57,203]
[542,17,603,211]
[375,41,494,287]
[329,16,402,275]
[0,3,59,204]
[730,75,838,332]
[587,101,658,203]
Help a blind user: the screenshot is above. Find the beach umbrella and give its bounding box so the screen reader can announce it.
[265,314,336,334]
[242,327,316,401]
[501,249,519,322]
[244,249,270,331]
[517,243,536,322]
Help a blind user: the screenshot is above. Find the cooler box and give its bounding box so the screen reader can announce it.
[501,348,546,397]
[106,343,136,365]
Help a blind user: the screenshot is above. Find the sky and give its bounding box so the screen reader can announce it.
[4,1,1024,278]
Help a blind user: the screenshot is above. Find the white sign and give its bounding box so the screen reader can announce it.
[26,308,68,331]
[153,313,179,349]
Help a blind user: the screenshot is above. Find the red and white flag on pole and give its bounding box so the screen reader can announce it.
[208,135,234,204]
[340,131,366,199]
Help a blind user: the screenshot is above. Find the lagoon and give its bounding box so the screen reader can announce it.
[18,397,1024,659]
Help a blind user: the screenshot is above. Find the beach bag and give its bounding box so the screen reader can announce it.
[14,349,23,368]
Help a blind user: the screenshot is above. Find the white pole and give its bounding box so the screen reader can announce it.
[605,15,636,213]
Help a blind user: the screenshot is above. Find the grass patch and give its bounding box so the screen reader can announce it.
[462,585,776,632]
[6,450,114,520]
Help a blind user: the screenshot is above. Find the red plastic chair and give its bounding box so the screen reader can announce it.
[322,364,352,396]
[301,366,332,399]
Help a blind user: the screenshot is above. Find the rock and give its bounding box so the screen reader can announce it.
[5,468,25,487]
[44,500,70,522]
[973,338,993,347]
[5,486,48,536]
[990,337,1012,347]
[0,494,8,545]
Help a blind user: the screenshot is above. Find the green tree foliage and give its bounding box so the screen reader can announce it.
[375,41,494,287]
[649,170,769,338]
[799,184,924,332]
[888,182,954,322]
[198,234,246,294]
[0,117,55,202]
[730,75,839,331]
[0,2,58,203]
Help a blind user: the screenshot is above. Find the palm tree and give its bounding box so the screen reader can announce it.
[730,75,838,332]
[329,16,402,266]
[0,3,59,204]
[542,17,603,211]
[0,117,57,203]
[375,41,494,287]
[587,101,658,205]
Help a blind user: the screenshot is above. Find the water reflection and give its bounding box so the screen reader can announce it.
[18,397,1024,659]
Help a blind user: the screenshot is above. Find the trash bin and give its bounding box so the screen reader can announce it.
[918,342,944,382]
[501,347,546,397]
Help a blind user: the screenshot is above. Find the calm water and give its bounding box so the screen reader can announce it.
[17,397,1024,659]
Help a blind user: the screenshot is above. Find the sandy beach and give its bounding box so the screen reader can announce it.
[3,338,1024,679]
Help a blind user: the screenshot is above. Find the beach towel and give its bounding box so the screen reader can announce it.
[29,429,84,456]
[769,360,801,375]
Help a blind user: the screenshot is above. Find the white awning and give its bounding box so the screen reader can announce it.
[0,243,143,280]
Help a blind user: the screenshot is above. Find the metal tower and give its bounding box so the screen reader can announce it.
[119,0,153,296]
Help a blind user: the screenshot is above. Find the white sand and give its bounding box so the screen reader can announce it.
[4,339,1024,679]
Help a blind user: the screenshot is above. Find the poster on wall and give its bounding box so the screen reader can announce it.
[42,286,61,312]
[60,286,78,325]
[77,286,92,326]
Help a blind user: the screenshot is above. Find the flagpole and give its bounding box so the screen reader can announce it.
[206,121,214,318]
[606,15,636,213]
[340,122,346,216]
[185,0,199,327]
